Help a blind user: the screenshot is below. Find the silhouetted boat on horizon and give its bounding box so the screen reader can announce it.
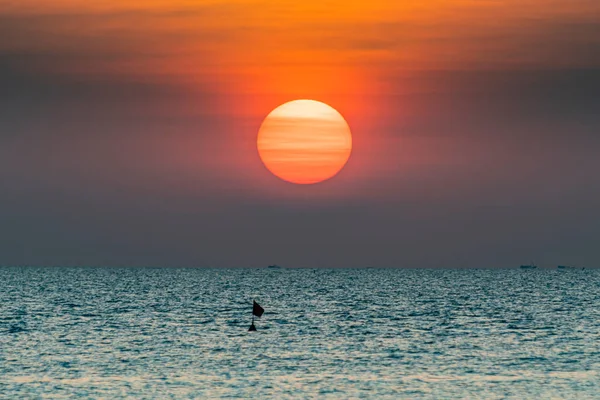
[557,265,576,270]
[520,263,538,269]
[267,264,282,269]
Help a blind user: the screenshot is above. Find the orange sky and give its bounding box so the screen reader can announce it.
[4,0,599,86]
[2,0,598,194]
[3,0,598,145]
[0,0,599,267]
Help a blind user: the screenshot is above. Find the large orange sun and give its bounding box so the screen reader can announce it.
[257,100,353,184]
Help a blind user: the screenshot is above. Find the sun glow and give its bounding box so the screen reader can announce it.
[257,100,352,185]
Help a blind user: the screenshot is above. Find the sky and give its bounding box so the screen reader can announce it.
[1,0,599,268]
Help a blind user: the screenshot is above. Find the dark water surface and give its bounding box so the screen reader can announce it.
[1,267,599,398]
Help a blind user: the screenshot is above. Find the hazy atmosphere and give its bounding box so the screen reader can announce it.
[1,0,599,268]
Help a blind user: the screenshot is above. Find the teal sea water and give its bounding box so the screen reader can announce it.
[1,267,599,398]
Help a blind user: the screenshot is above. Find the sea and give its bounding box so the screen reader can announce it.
[1,267,599,399]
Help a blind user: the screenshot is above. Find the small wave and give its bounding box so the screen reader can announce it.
[7,325,27,334]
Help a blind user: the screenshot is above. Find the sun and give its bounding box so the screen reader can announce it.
[257,100,353,184]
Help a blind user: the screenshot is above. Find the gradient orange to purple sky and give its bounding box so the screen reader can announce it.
[1,1,599,267]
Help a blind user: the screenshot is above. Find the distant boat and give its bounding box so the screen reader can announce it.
[520,263,538,269]
[557,265,576,270]
[267,265,282,269]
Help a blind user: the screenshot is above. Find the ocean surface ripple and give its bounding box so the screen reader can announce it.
[1,267,599,398]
